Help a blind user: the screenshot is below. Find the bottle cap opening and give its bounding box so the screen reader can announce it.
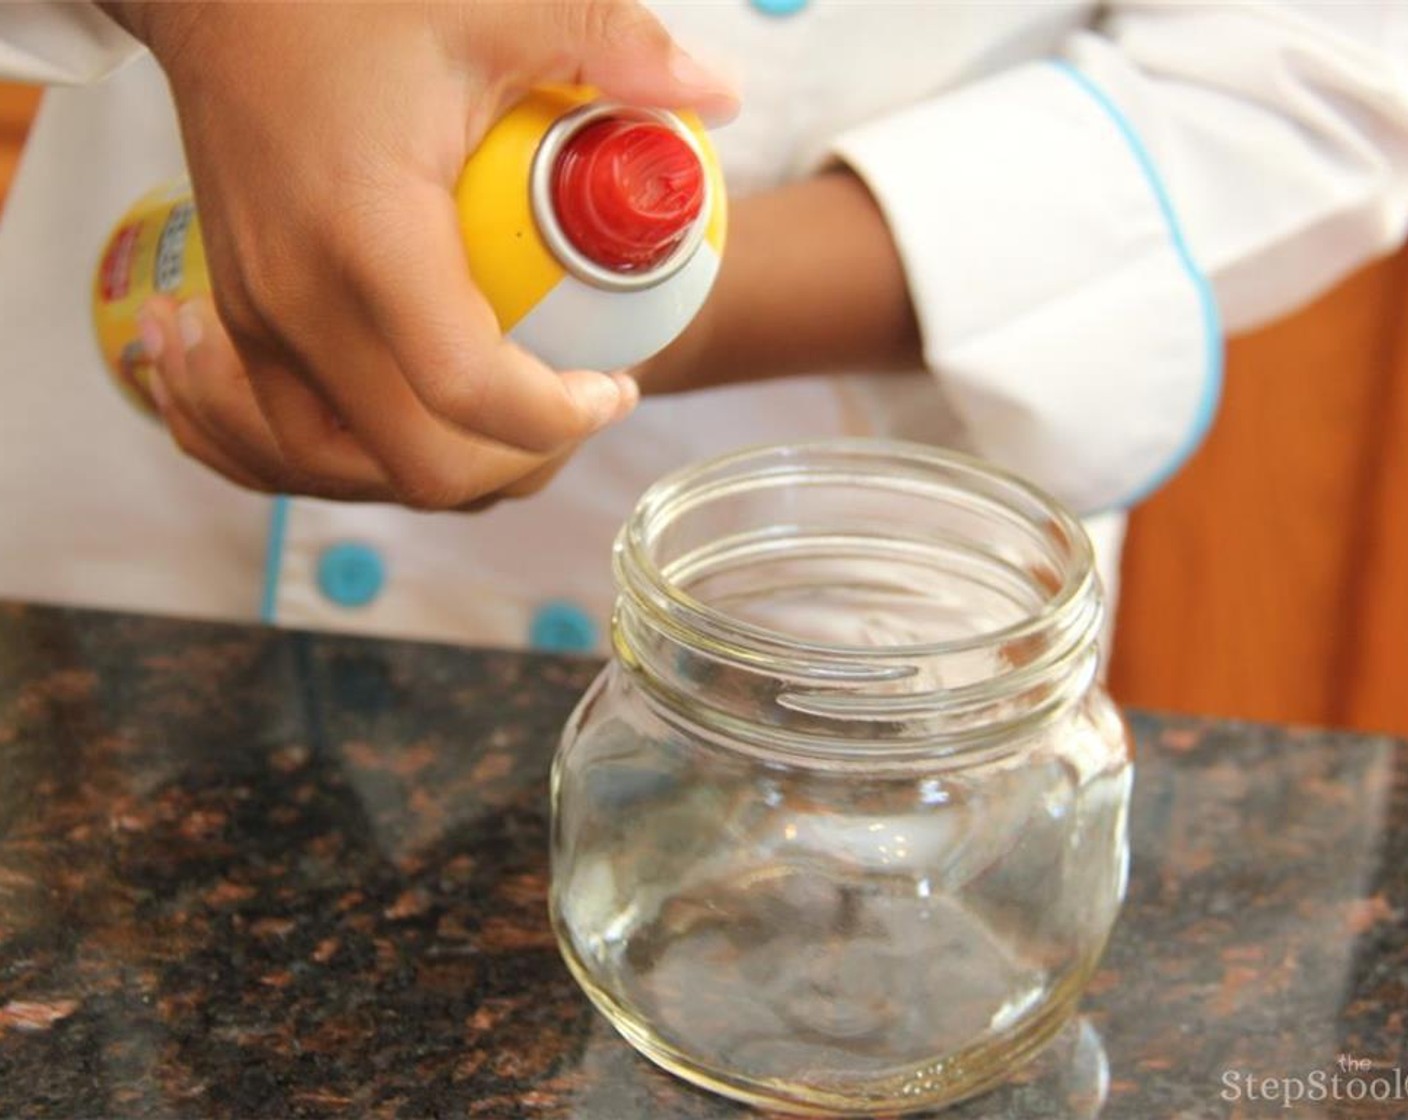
[551,118,705,273]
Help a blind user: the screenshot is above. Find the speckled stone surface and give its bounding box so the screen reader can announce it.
[0,602,1403,1119]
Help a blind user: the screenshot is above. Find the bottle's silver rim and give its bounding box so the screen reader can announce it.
[529,101,713,293]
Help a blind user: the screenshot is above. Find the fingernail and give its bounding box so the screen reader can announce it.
[147,368,171,413]
[670,48,741,114]
[611,372,640,420]
[177,303,203,351]
[572,375,624,430]
[136,310,164,362]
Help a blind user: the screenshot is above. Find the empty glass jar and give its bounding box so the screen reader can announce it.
[550,440,1132,1115]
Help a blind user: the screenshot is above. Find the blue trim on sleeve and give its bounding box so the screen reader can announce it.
[260,496,289,624]
[1050,60,1224,512]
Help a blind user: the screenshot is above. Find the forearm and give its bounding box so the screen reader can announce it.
[638,170,921,395]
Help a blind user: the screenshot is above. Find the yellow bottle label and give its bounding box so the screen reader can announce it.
[92,179,211,413]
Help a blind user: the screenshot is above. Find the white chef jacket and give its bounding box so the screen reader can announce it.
[1,1,1407,654]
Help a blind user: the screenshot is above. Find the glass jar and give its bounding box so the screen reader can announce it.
[550,440,1132,1116]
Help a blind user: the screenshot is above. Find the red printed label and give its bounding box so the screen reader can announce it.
[99,222,142,302]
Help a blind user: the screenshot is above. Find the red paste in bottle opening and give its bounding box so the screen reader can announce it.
[551,119,705,272]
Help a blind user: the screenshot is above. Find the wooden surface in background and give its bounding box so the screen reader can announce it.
[1111,252,1408,735]
[1,79,1403,733]
[0,82,40,214]
[1342,267,1408,733]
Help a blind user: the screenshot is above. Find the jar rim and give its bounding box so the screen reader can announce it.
[611,439,1105,759]
[618,438,1096,660]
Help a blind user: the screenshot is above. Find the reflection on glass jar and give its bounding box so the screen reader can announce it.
[550,440,1132,1116]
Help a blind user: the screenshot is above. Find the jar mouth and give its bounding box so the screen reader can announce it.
[612,439,1103,757]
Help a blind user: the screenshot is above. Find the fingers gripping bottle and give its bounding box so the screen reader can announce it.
[92,86,727,413]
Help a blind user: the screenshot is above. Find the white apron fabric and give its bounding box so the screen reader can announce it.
[2,1,1407,653]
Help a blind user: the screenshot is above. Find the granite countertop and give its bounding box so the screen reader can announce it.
[0,602,1403,1119]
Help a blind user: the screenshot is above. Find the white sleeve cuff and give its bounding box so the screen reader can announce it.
[0,3,142,85]
[832,60,1221,514]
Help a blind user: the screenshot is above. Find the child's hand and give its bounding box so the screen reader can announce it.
[103,1,732,509]
[136,297,635,508]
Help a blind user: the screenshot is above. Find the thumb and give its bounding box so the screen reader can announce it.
[550,2,740,121]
